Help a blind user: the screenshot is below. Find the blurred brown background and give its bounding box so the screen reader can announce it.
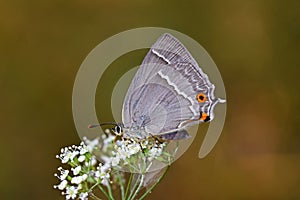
[1,0,299,199]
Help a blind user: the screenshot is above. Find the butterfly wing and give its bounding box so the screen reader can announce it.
[122,33,224,137]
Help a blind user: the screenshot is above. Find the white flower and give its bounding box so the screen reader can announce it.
[115,140,123,147]
[118,146,131,159]
[54,167,69,180]
[71,176,81,185]
[101,178,109,186]
[159,142,167,148]
[85,156,97,167]
[102,163,111,171]
[103,134,116,146]
[95,164,110,180]
[112,139,141,161]
[79,145,88,155]
[148,148,159,161]
[95,171,109,179]
[71,174,88,185]
[91,157,97,166]
[71,166,81,176]
[156,148,163,157]
[100,156,112,167]
[140,140,149,149]
[111,156,120,167]
[54,179,68,190]
[65,186,78,199]
[82,174,88,180]
[83,137,100,152]
[146,143,165,161]
[59,149,79,164]
[127,142,141,155]
[79,192,88,200]
[104,128,111,134]
[102,133,116,152]
[78,155,86,162]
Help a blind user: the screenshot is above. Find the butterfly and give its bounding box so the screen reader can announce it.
[91,33,225,140]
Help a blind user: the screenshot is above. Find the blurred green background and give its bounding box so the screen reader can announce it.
[1,0,300,199]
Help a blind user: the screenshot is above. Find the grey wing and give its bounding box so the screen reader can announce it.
[122,33,223,134]
[122,81,183,134]
[122,63,202,134]
[141,33,199,66]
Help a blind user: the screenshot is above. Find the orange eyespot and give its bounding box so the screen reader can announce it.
[200,112,210,122]
[197,93,207,103]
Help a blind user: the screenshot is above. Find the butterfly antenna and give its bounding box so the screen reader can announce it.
[88,122,118,129]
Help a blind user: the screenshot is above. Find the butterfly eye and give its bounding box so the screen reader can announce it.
[200,112,210,122]
[197,93,207,103]
[112,125,122,136]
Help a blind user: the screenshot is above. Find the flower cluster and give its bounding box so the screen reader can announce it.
[108,137,168,172]
[54,139,110,200]
[54,129,176,200]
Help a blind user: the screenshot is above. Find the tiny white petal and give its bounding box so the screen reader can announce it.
[90,157,97,166]
[71,166,81,176]
[71,176,80,184]
[66,186,78,199]
[101,178,109,186]
[60,170,69,180]
[82,174,88,181]
[80,146,88,155]
[71,176,81,184]
[71,174,88,185]
[111,157,120,167]
[78,155,86,162]
[57,180,68,190]
[79,192,88,200]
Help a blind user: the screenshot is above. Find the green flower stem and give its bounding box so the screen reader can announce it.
[127,162,141,173]
[116,171,125,200]
[89,182,100,192]
[106,181,115,200]
[124,173,134,199]
[90,192,103,200]
[138,165,170,200]
[130,174,144,200]
[127,174,142,200]
[97,184,110,200]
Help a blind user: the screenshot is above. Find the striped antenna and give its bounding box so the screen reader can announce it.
[88,122,118,129]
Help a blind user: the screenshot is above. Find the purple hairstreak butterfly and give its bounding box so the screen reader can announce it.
[89,33,226,141]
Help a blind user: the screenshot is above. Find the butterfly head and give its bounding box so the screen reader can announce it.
[112,124,123,136]
[88,122,124,137]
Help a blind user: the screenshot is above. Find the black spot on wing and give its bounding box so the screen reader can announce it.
[204,116,211,122]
